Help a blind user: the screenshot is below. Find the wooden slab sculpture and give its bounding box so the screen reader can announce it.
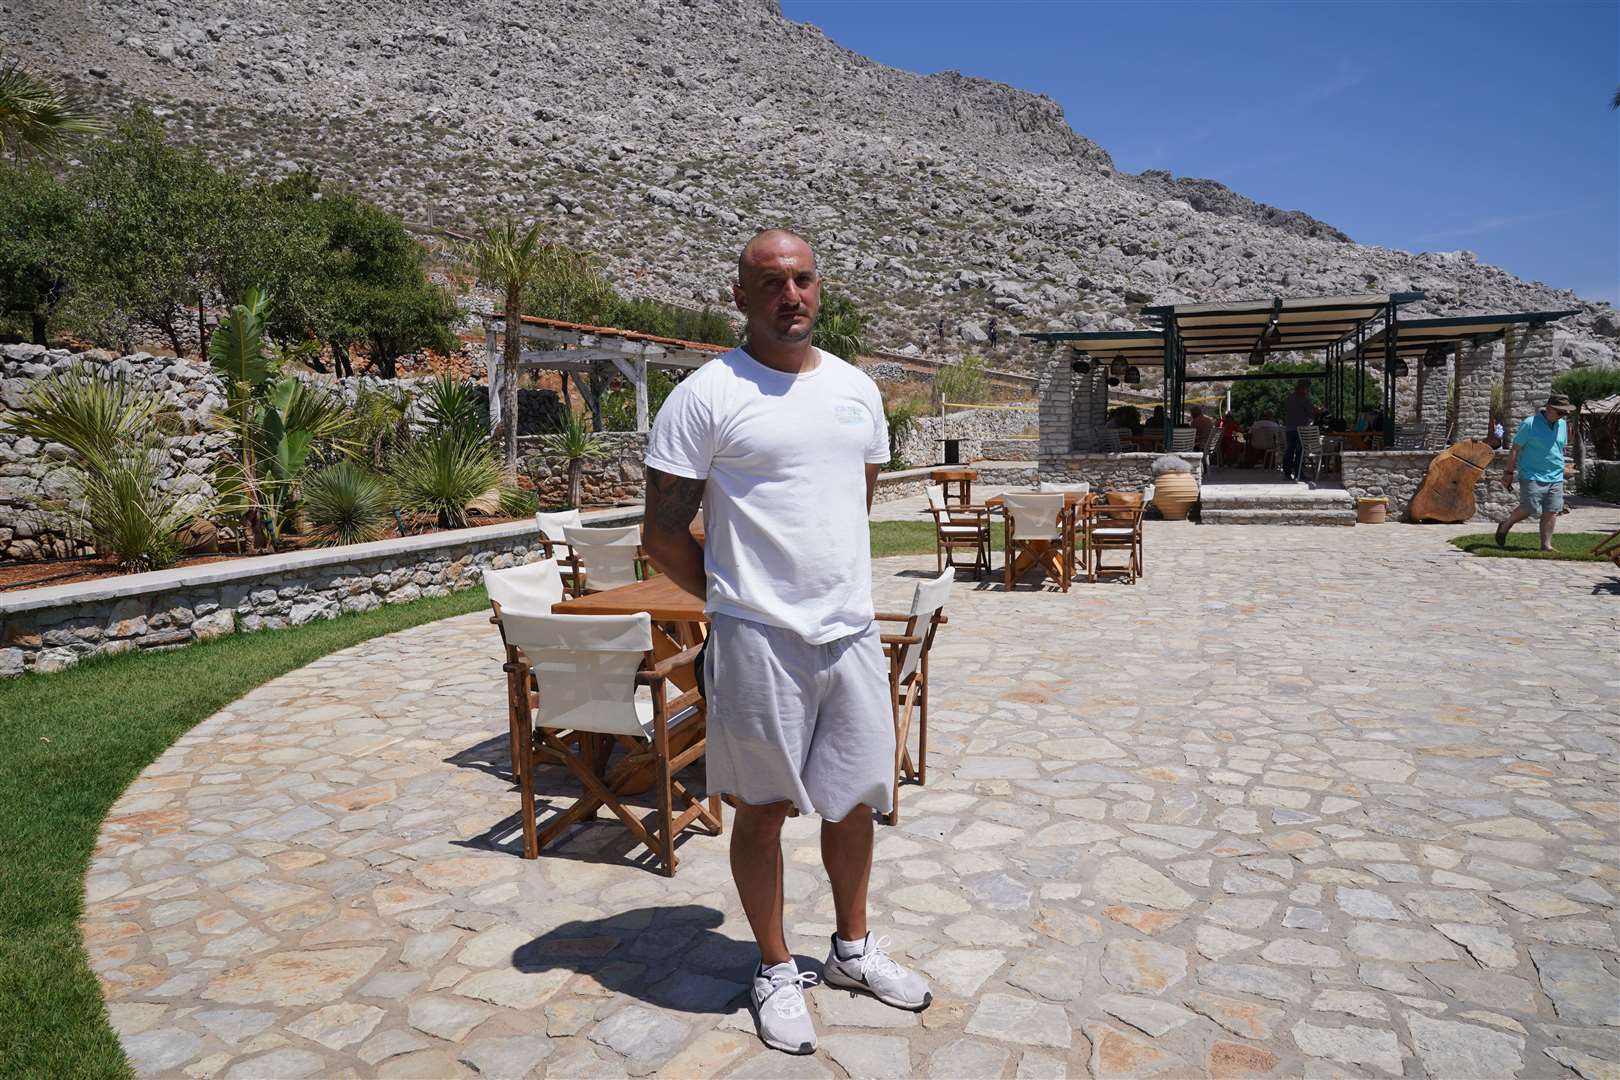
[1409,439,1497,523]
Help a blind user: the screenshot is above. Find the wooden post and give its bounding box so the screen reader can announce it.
[635,355,650,432]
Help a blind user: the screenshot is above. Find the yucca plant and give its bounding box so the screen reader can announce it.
[497,483,539,517]
[300,461,393,547]
[3,365,162,471]
[393,430,503,529]
[421,373,488,442]
[539,410,608,510]
[77,454,187,571]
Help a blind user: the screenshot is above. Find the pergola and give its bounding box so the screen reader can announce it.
[1026,293,1576,450]
[482,313,725,432]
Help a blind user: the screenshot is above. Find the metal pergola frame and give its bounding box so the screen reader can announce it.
[483,314,725,432]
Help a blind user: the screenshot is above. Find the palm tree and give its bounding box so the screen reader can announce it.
[469,219,546,474]
[0,61,106,158]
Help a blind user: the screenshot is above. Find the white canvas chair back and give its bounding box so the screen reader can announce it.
[536,509,582,544]
[485,559,564,625]
[1039,481,1089,495]
[564,524,641,591]
[925,484,949,512]
[500,610,654,738]
[1171,427,1196,452]
[1001,492,1065,542]
[897,569,952,684]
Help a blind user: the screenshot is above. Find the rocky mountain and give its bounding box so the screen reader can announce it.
[4,0,1614,371]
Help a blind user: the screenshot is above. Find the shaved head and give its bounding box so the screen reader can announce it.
[732,229,822,360]
[738,228,815,281]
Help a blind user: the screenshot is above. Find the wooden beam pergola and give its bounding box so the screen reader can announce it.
[483,313,726,432]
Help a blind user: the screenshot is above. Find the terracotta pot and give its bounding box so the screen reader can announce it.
[1357,497,1388,524]
[1152,472,1198,519]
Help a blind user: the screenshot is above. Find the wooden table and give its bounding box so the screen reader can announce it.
[930,468,977,507]
[1121,433,1163,452]
[984,492,1090,586]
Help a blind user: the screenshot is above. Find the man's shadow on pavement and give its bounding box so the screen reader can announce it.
[509,904,821,1015]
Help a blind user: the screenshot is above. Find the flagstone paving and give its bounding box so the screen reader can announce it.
[85,520,1620,1078]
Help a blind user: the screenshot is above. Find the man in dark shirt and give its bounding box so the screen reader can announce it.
[1283,380,1315,479]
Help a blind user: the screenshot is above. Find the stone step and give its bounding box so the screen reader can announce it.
[1199,496,1356,512]
[1199,507,1358,526]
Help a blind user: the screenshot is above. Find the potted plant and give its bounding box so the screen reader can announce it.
[1150,454,1197,520]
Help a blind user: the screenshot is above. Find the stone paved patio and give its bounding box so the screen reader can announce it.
[86,517,1620,1079]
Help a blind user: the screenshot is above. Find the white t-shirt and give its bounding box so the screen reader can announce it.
[645,346,889,644]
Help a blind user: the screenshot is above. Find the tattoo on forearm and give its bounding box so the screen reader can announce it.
[647,469,705,533]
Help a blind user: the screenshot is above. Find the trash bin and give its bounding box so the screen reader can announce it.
[943,439,960,465]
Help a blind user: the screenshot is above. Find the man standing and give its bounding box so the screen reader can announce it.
[641,230,930,1056]
[1283,379,1315,478]
[1495,394,1573,551]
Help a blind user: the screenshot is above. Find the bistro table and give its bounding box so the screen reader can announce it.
[984,491,1091,587]
[930,468,977,507]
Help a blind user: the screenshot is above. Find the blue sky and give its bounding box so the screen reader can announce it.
[779,0,1619,306]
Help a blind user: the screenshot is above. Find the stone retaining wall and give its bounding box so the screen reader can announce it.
[0,344,565,561]
[1341,450,1516,522]
[897,407,1038,468]
[871,463,1039,504]
[0,511,637,677]
[1040,452,1205,493]
[518,432,648,508]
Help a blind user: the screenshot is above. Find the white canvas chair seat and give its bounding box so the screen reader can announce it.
[939,524,981,536]
[875,569,952,826]
[485,558,565,619]
[1001,492,1075,591]
[999,492,1065,541]
[1089,526,1136,538]
[499,609,721,874]
[486,559,566,787]
[563,523,643,593]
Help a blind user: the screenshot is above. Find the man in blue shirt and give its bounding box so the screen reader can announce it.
[1495,393,1573,550]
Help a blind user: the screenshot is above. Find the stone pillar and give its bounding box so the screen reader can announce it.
[1072,367,1110,449]
[1036,351,1073,468]
[1502,324,1555,435]
[1454,338,1500,441]
[1416,350,1452,448]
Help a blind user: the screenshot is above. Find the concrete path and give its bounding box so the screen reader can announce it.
[86,521,1620,1078]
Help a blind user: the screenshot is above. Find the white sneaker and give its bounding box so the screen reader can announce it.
[749,960,818,1055]
[821,932,932,1011]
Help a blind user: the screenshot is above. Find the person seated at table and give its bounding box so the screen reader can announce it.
[1248,414,1283,468]
[1145,405,1166,432]
[1188,405,1215,448]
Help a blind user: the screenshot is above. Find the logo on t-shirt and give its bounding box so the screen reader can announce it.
[832,403,867,427]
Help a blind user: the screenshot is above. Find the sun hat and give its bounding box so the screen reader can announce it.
[1545,393,1572,413]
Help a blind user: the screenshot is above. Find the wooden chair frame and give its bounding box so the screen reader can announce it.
[927,500,992,580]
[1592,528,1620,569]
[506,640,721,876]
[874,607,949,826]
[1085,501,1145,584]
[1002,497,1077,592]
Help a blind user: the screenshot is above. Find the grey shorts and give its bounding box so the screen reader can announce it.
[1519,479,1565,515]
[703,613,894,821]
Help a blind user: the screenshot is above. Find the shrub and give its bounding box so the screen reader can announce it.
[497,484,539,517]
[813,291,867,360]
[420,373,487,441]
[76,454,187,571]
[884,400,922,470]
[539,410,609,509]
[393,430,503,528]
[300,461,393,547]
[935,354,988,406]
[347,385,414,469]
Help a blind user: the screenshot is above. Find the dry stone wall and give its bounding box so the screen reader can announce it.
[0,515,629,677]
[0,345,565,560]
[518,432,648,508]
[1342,450,1517,522]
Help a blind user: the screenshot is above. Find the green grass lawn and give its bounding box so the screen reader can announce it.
[870,519,1004,558]
[0,587,489,1080]
[1449,531,1612,562]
